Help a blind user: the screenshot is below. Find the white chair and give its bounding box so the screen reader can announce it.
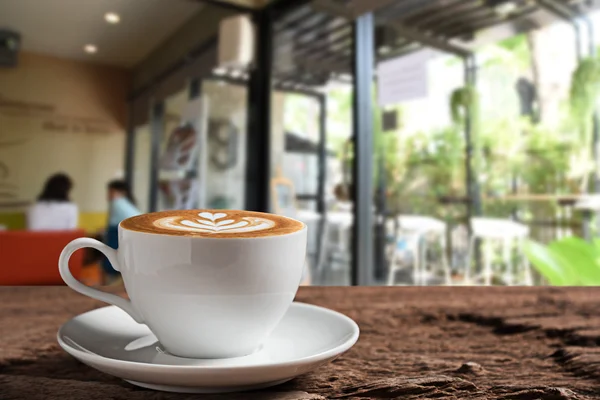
[313,214,330,281]
[387,215,451,286]
[297,207,352,285]
[324,211,353,277]
[464,217,532,286]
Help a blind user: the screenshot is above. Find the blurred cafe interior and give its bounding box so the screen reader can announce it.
[2,0,600,287]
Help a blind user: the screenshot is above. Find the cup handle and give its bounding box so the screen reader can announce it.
[59,237,144,324]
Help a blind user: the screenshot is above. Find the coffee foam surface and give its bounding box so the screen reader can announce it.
[120,210,304,238]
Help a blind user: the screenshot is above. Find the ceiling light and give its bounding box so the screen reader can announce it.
[84,44,97,54]
[380,46,391,55]
[105,12,120,24]
[213,67,227,76]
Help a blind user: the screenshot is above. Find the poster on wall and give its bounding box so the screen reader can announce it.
[158,96,207,210]
[160,124,198,171]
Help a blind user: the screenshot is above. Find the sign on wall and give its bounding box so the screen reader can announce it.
[377,49,432,106]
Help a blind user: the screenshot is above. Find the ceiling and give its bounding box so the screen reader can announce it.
[0,0,204,68]
[271,0,597,88]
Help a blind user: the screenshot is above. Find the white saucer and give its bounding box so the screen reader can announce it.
[57,302,359,393]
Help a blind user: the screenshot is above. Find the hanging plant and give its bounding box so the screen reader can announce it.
[450,85,479,125]
[569,57,600,139]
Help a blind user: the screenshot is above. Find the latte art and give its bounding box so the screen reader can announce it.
[154,212,276,234]
[121,209,304,238]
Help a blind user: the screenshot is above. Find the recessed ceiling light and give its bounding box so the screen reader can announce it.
[84,44,97,54]
[104,12,120,24]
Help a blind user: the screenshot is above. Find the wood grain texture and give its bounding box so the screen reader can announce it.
[0,287,599,399]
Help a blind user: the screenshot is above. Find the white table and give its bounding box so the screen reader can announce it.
[574,195,600,240]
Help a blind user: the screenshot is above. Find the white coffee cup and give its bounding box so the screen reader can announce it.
[59,210,307,359]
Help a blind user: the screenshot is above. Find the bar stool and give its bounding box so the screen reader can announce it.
[464,217,532,286]
[387,215,451,285]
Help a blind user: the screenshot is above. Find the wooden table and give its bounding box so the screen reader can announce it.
[1,286,600,399]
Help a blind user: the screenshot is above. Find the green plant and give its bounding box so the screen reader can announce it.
[524,236,600,285]
[570,57,600,141]
[450,86,479,126]
[481,34,531,74]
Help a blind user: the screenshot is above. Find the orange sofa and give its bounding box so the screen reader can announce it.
[0,230,85,285]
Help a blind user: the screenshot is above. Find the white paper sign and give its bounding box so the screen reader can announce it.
[377,49,431,106]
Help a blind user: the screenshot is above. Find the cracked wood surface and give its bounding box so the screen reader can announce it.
[0,287,599,399]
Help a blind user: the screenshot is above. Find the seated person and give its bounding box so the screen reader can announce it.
[102,180,140,284]
[27,173,78,231]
